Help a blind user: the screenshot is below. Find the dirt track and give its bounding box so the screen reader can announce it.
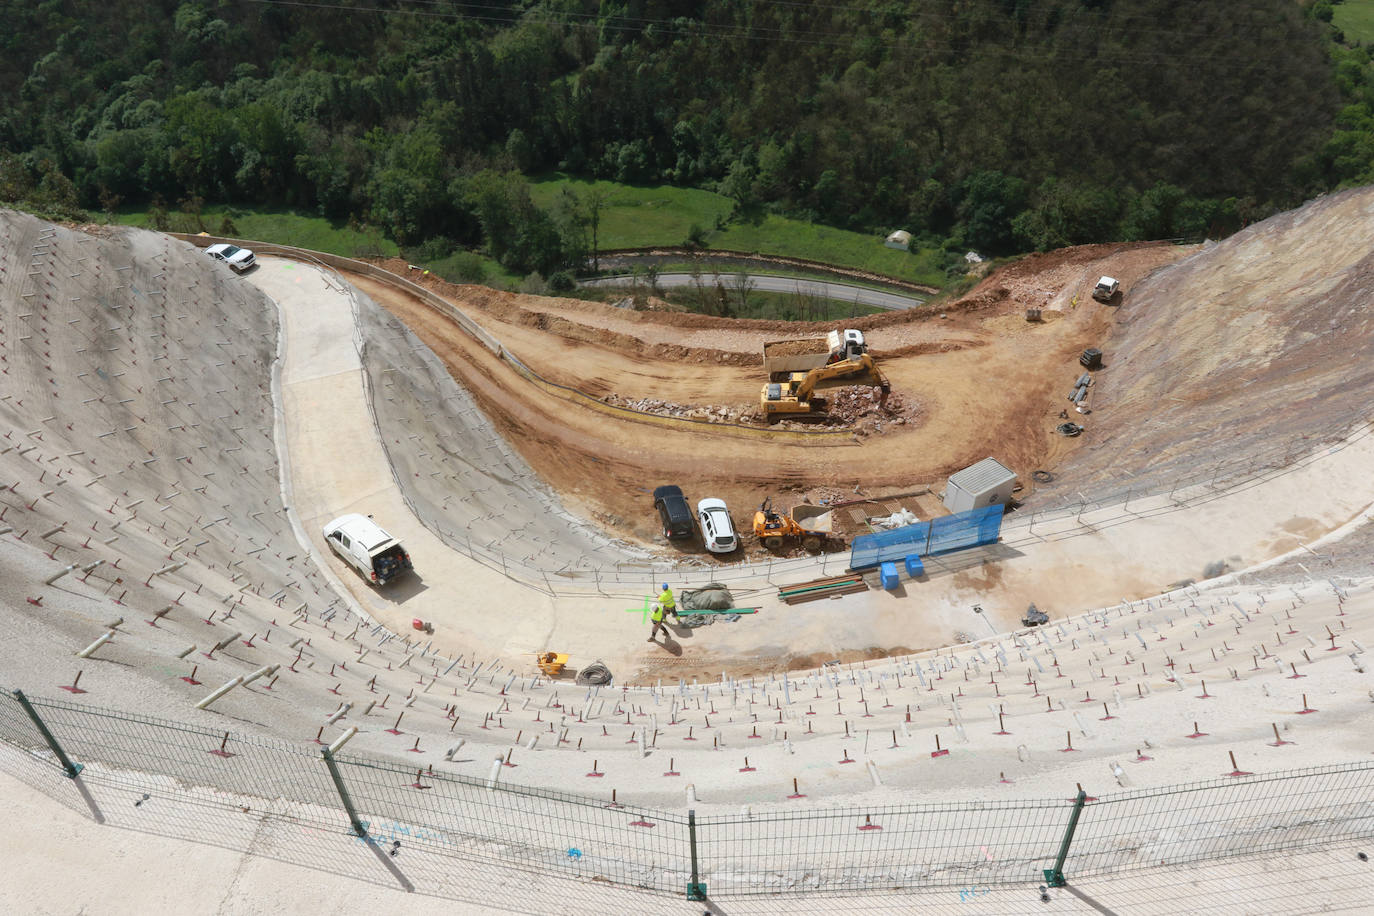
[344,243,1184,551]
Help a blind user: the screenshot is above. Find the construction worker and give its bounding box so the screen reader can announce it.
[648,602,669,642]
[658,583,678,620]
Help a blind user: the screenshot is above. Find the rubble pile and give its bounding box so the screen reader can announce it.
[822,387,921,435]
[602,393,751,424]
[602,386,920,433]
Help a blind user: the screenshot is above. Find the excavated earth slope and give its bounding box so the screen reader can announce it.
[1040,187,1374,508]
[355,243,1184,552]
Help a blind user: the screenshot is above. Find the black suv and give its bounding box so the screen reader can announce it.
[652,485,694,540]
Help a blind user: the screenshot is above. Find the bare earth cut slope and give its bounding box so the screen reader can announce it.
[1043,186,1374,507]
[351,243,1185,550]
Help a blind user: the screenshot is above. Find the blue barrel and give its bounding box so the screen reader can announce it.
[880,562,900,591]
[904,554,924,577]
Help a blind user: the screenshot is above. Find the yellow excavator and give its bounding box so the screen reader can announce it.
[759,353,890,421]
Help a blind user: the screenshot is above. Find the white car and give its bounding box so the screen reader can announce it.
[323,514,412,585]
[696,498,737,553]
[1091,276,1119,302]
[205,243,256,272]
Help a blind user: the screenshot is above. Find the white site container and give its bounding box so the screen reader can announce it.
[943,457,1017,514]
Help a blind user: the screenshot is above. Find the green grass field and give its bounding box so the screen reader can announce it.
[422,248,523,288]
[115,206,399,259]
[530,176,946,287]
[528,177,733,249]
[1335,0,1374,43]
[112,180,948,308]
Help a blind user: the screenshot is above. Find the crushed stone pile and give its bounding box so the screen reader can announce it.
[601,393,752,424]
[767,387,922,434]
[602,387,919,432]
[825,386,916,426]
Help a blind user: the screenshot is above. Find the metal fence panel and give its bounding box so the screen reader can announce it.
[4,688,1374,899]
[849,505,1004,571]
[330,753,688,892]
[695,797,1074,893]
[1067,764,1374,878]
[0,690,57,771]
[9,693,341,818]
[927,505,1005,555]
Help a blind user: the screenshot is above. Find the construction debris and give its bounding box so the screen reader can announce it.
[1068,371,1092,405]
[601,394,751,423]
[868,508,920,531]
[601,387,920,432]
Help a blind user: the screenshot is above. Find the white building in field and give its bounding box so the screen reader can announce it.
[884,229,912,251]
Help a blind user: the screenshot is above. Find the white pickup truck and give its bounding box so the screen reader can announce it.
[322,514,413,585]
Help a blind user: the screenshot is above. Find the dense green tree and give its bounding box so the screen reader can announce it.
[462,169,579,275]
[1012,179,1120,252]
[0,0,1359,261]
[957,171,1028,254]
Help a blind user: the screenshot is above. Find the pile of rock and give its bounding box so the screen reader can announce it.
[825,387,920,434]
[601,393,750,424]
[600,387,919,433]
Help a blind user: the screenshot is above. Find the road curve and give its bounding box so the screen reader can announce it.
[582,272,927,311]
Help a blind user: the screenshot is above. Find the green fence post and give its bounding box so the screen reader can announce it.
[686,808,707,901]
[13,689,83,779]
[1044,789,1088,888]
[321,748,368,838]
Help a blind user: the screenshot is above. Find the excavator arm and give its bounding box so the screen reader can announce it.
[794,353,886,401]
[761,353,890,418]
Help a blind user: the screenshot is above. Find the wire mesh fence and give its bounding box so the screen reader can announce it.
[696,796,1075,894]
[3,687,1372,899]
[1068,763,1374,879]
[328,752,689,891]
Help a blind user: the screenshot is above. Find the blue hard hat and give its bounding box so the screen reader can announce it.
[661,583,669,591]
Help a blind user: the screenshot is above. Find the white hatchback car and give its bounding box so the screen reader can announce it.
[696,498,737,553]
[205,242,256,272]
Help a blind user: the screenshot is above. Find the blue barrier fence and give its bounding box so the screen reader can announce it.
[848,504,1004,571]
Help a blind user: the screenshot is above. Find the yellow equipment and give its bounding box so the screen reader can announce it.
[752,498,836,551]
[537,652,569,677]
[760,353,890,420]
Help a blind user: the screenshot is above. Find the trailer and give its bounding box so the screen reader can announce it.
[761,329,867,380]
[762,337,833,380]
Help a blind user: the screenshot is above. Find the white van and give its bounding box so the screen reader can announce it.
[322,514,413,585]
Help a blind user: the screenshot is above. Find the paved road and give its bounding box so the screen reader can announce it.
[582,272,927,311]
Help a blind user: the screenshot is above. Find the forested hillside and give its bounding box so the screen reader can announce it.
[0,0,1365,272]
